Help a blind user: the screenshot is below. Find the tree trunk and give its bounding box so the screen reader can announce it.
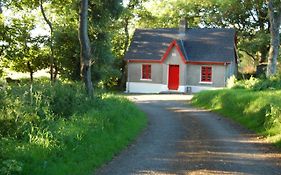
[27,61,33,83]
[79,0,93,96]
[266,0,281,77]
[39,0,55,82]
[260,48,268,63]
[119,17,130,90]
[0,1,2,14]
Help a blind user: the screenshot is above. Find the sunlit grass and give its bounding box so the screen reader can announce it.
[3,68,50,79]
[192,89,281,148]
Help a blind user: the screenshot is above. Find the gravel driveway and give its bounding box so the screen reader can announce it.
[96,94,281,175]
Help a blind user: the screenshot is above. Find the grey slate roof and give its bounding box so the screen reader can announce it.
[125,28,179,61]
[125,28,236,63]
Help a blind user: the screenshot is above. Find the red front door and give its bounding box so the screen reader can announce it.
[168,65,179,90]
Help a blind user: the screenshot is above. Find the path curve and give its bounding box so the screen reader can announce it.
[96,94,281,175]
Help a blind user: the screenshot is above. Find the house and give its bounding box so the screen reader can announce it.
[124,21,238,93]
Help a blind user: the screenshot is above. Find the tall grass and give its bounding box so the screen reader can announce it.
[0,81,147,175]
[192,89,281,148]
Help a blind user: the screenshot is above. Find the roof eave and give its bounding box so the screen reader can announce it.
[187,61,231,65]
[127,60,231,65]
[127,59,161,63]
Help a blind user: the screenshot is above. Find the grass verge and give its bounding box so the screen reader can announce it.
[0,82,147,175]
[192,89,281,148]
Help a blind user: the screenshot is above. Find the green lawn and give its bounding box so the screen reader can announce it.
[0,82,147,175]
[192,89,281,148]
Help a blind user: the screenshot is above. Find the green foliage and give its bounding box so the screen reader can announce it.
[192,89,281,147]
[265,104,281,136]
[3,15,49,80]
[0,81,147,175]
[232,76,261,89]
[53,26,80,81]
[137,0,203,28]
[2,0,125,88]
[0,68,4,78]
[231,75,281,90]
[0,159,23,175]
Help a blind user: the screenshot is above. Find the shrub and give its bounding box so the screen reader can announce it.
[0,82,92,138]
[226,75,237,88]
[0,159,23,175]
[0,81,147,175]
[265,105,281,134]
[252,75,281,91]
[232,76,260,89]
[231,74,281,91]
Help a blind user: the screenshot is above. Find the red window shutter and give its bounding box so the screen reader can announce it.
[147,65,151,79]
[201,66,212,82]
[142,64,151,79]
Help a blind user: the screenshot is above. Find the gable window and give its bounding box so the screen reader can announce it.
[201,66,212,82]
[142,64,151,80]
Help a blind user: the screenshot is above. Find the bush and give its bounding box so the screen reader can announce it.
[0,81,147,175]
[231,74,281,91]
[265,105,281,134]
[0,159,23,175]
[231,76,260,89]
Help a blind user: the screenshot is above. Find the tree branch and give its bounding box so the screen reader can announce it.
[239,48,256,62]
[249,9,259,23]
[39,0,53,32]
[39,0,55,81]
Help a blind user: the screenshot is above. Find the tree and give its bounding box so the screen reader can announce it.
[208,0,269,63]
[137,0,203,28]
[54,26,81,81]
[86,0,123,89]
[1,0,124,88]
[0,1,2,14]
[79,0,93,96]
[111,0,145,89]
[2,0,56,81]
[0,1,4,57]
[4,17,49,81]
[0,2,4,77]
[266,0,281,77]
[39,0,56,81]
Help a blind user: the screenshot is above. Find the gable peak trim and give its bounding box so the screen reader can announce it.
[160,40,187,63]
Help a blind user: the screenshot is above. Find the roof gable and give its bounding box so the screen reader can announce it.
[127,40,186,63]
[161,40,187,63]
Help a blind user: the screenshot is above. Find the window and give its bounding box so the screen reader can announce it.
[142,64,151,80]
[201,66,212,82]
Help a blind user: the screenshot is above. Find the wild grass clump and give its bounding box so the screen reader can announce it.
[0,81,147,175]
[192,89,281,148]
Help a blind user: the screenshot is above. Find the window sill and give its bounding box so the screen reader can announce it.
[199,81,213,84]
[140,79,152,81]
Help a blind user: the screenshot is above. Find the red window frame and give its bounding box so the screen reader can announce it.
[201,66,212,82]
[142,64,151,79]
